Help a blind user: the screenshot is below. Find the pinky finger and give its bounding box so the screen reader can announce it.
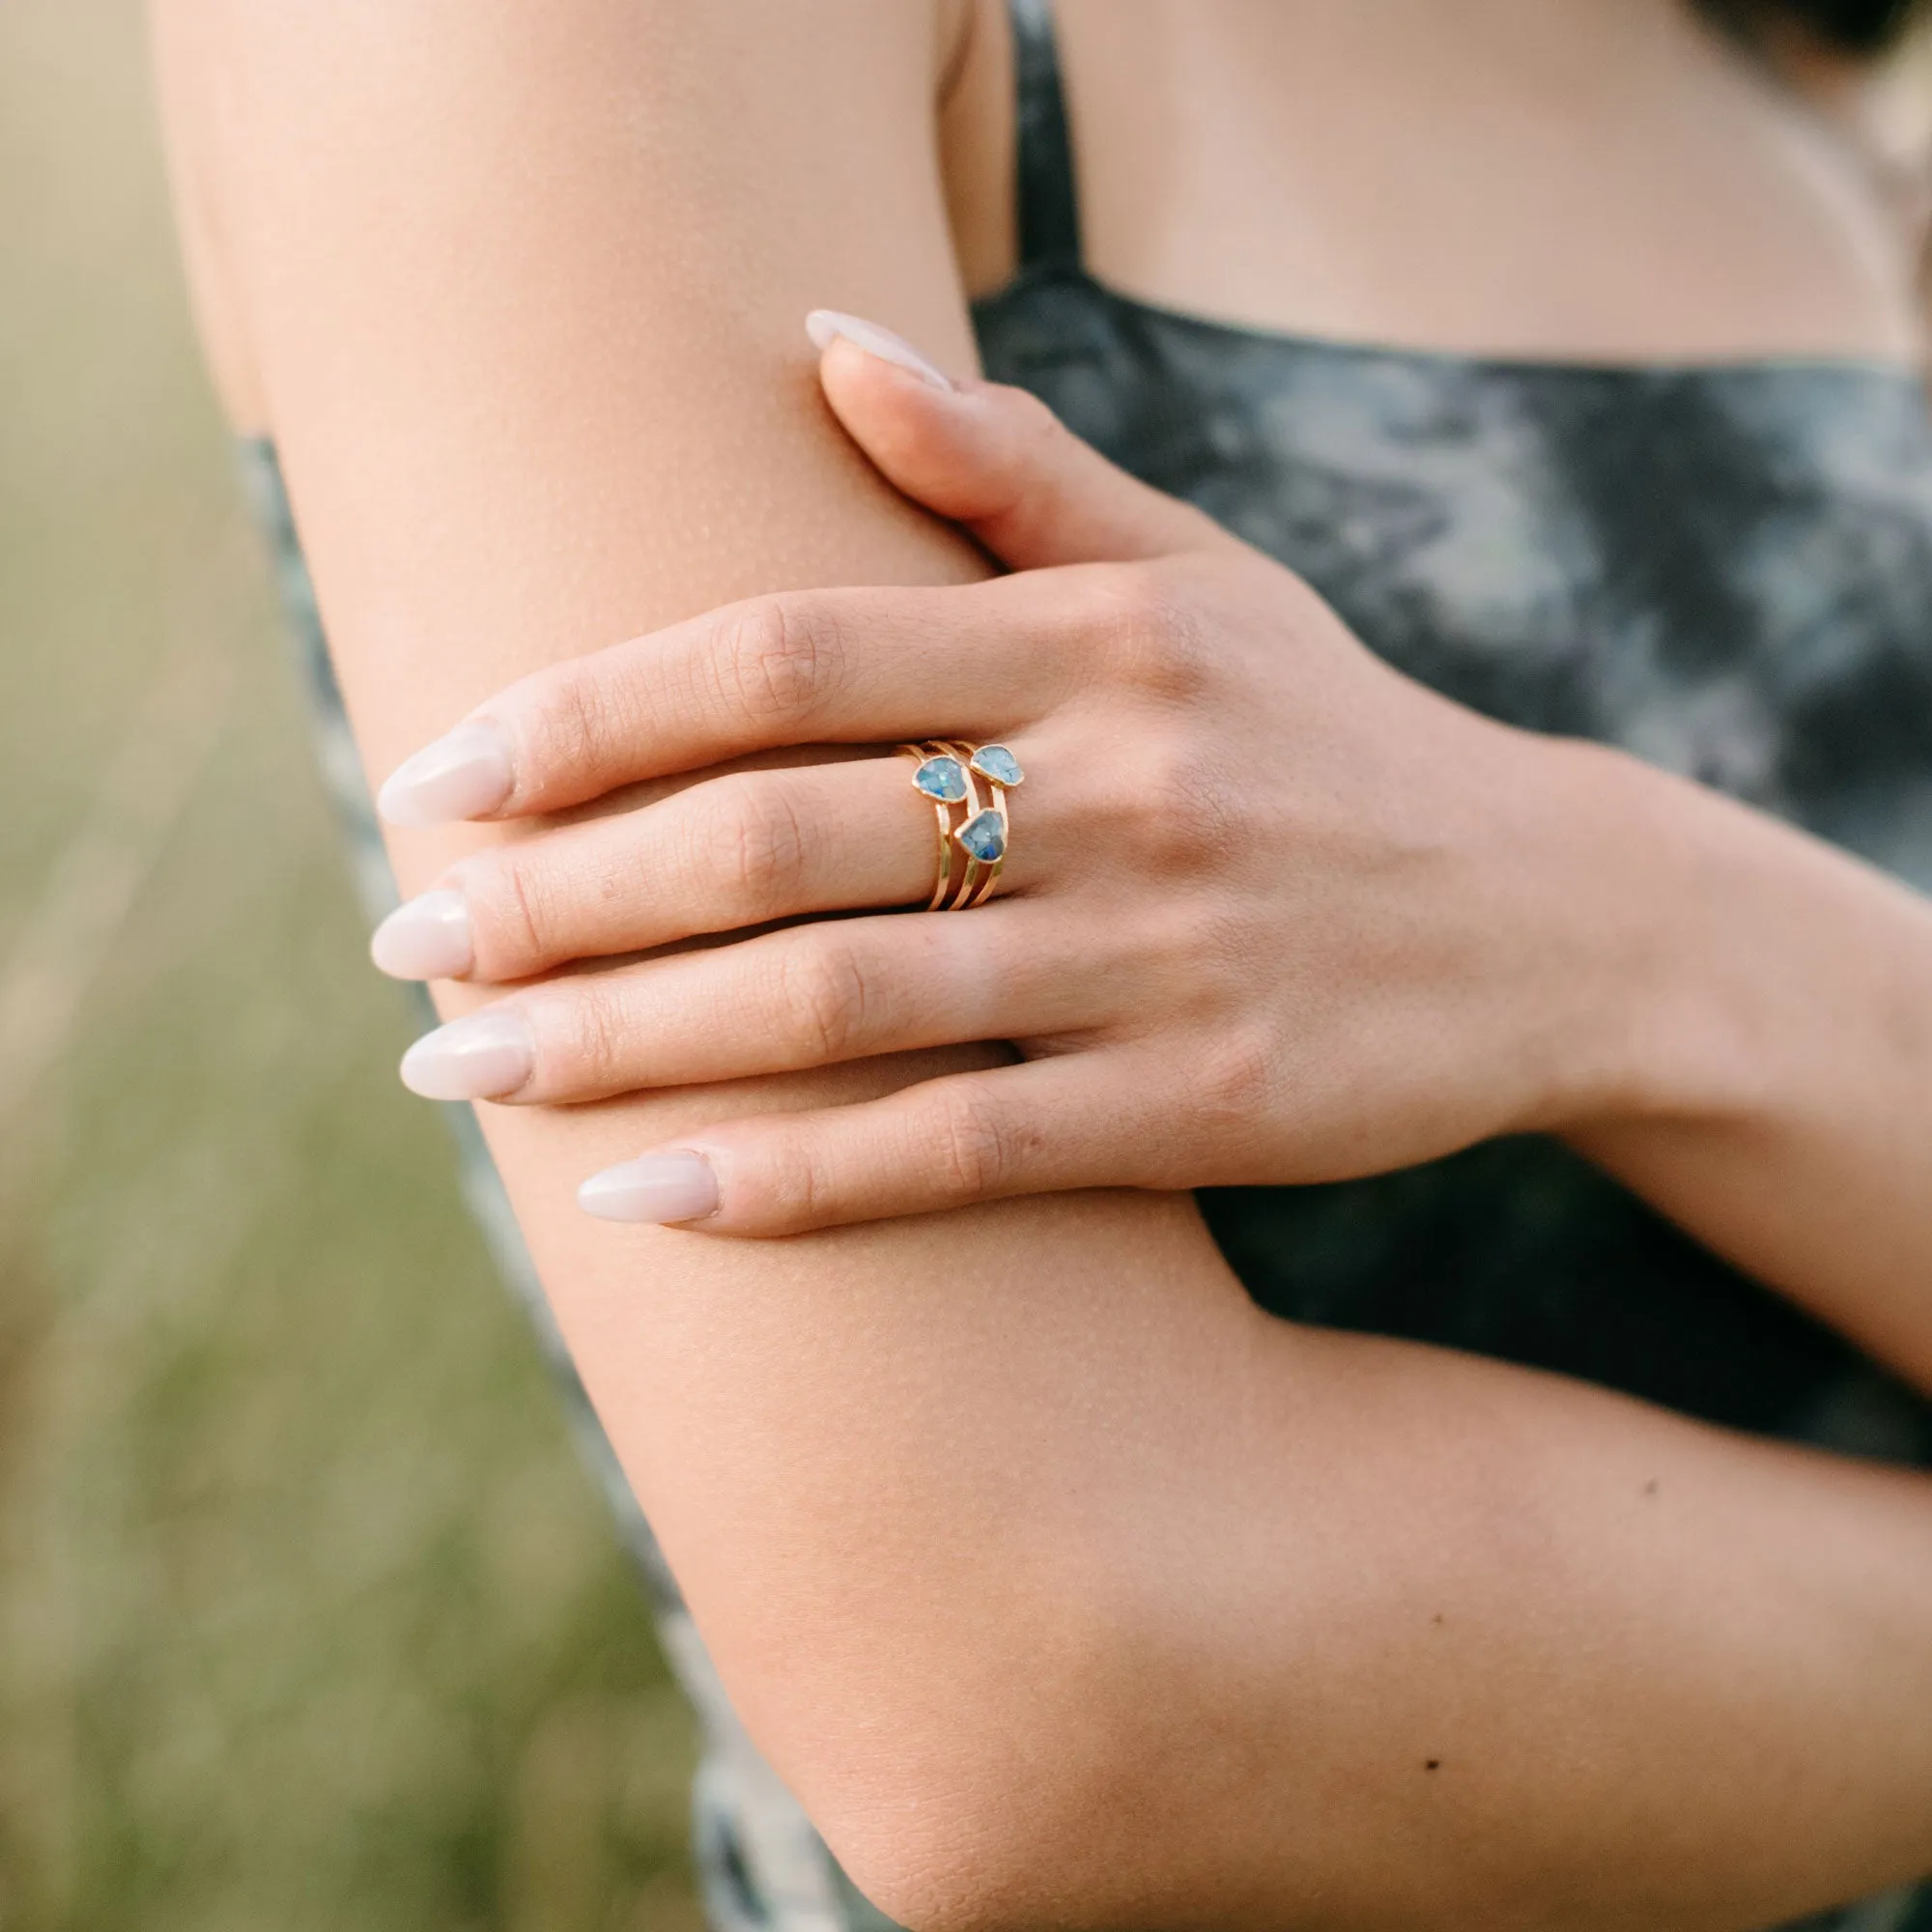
[576,1059,1149,1236]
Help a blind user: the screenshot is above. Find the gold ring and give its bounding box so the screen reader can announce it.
[899,741,967,911]
[943,742,989,911]
[954,743,1023,909]
[898,740,1024,912]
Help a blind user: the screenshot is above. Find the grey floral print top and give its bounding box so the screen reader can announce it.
[245,2,1931,1925]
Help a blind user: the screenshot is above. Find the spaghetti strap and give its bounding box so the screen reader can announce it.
[1008,0,1084,270]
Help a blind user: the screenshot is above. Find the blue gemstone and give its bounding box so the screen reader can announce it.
[954,808,1007,863]
[970,744,1023,787]
[912,755,968,804]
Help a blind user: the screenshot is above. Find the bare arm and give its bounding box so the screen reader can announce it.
[152,5,1932,1925]
[1553,748,1932,1392]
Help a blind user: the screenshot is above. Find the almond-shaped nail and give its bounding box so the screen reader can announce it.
[578,1151,719,1224]
[378,718,514,827]
[805,310,952,391]
[371,889,473,980]
[399,1009,533,1100]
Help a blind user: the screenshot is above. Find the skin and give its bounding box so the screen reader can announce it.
[148,2,1932,1926]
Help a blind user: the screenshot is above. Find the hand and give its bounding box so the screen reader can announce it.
[373,311,1649,1234]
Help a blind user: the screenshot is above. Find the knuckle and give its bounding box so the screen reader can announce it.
[529,660,636,781]
[917,1082,1018,1205]
[777,935,877,1065]
[1118,728,1234,873]
[559,979,632,1094]
[453,850,554,970]
[721,594,845,729]
[1187,1025,1279,1132]
[1007,383,1071,462]
[1095,562,1210,701]
[754,1133,835,1229]
[706,779,810,909]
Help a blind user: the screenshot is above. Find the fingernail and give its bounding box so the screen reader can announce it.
[371,889,473,980]
[805,310,952,391]
[578,1151,720,1224]
[399,1009,533,1100]
[378,718,514,827]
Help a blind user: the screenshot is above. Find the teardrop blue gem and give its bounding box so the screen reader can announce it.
[954,808,1007,863]
[912,755,968,804]
[970,745,1023,787]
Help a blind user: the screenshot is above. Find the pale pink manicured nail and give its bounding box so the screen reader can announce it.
[378,718,514,827]
[805,310,953,391]
[399,1009,533,1100]
[577,1151,720,1224]
[371,889,473,980]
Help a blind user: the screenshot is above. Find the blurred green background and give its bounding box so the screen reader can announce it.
[0,4,700,1926]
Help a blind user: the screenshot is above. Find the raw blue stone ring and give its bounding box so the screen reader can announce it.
[969,744,1024,789]
[897,740,1023,911]
[952,744,1022,910]
[955,807,1008,866]
[910,752,969,804]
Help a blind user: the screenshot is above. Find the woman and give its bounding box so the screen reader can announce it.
[152,1,1932,1926]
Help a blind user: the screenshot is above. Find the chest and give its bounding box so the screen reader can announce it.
[941,0,1919,365]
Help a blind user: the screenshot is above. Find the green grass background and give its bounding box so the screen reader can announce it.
[0,4,702,1926]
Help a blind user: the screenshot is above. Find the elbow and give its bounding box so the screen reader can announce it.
[772,1509,1564,1932]
[811,1741,1127,1932]
[753,1577,1159,1932]
[823,1804,1048,1932]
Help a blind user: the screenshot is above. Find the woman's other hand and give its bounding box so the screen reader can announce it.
[370,313,1682,1234]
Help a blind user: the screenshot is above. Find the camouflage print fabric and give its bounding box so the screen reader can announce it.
[232,0,1932,1920]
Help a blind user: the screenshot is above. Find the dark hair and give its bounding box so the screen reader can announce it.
[1713,0,1920,53]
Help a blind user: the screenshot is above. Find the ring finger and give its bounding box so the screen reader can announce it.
[371,743,1047,985]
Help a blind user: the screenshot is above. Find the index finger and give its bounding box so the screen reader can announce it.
[375,571,1088,825]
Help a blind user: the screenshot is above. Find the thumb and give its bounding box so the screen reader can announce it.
[806,309,1237,572]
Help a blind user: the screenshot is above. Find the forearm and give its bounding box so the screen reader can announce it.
[482,1092,1932,1932]
[1530,735,1932,1389]
[1056,1316,1932,1932]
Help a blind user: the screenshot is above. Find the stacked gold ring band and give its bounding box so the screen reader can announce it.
[898,741,1025,911]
